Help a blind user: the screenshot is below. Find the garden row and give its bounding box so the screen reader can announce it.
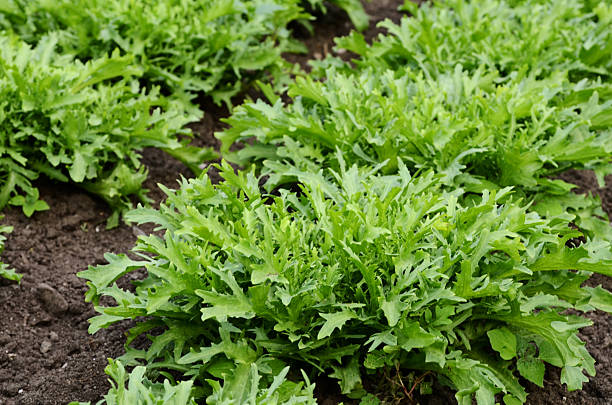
[0,0,368,230]
[1,0,612,404]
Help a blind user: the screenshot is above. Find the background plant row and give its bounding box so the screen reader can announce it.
[0,0,367,227]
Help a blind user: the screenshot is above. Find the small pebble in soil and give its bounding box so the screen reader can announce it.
[49,331,59,341]
[40,340,52,354]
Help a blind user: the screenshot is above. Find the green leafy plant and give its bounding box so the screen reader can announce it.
[80,161,612,404]
[0,34,209,225]
[0,0,312,108]
[69,359,197,405]
[0,216,20,282]
[219,66,612,240]
[205,363,316,405]
[69,356,317,404]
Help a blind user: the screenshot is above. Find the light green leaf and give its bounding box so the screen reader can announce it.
[78,253,145,292]
[517,357,545,387]
[317,310,357,339]
[586,286,612,313]
[330,356,363,395]
[197,290,254,322]
[561,366,589,391]
[487,328,517,360]
[380,296,402,327]
[69,151,87,182]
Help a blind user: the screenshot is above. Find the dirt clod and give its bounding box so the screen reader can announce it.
[36,282,69,315]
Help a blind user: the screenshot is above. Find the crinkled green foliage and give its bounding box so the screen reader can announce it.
[221,68,612,184]
[0,0,359,223]
[80,161,612,404]
[0,0,312,108]
[69,351,317,404]
[0,34,208,223]
[69,359,197,405]
[205,363,317,405]
[218,0,612,241]
[341,0,612,79]
[0,216,19,282]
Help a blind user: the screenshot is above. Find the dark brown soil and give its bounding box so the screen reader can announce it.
[0,2,611,405]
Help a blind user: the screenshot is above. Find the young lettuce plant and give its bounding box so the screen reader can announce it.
[70,358,317,405]
[80,160,612,404]
[69,359,198,405]
[219,0,612,209]
[0,34,211,225]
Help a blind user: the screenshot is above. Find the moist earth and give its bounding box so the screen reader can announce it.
[1,1,611,404]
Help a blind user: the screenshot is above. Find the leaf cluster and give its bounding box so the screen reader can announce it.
[342,0,612,79]
[81,161,612,404]
[70,358,316,405]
